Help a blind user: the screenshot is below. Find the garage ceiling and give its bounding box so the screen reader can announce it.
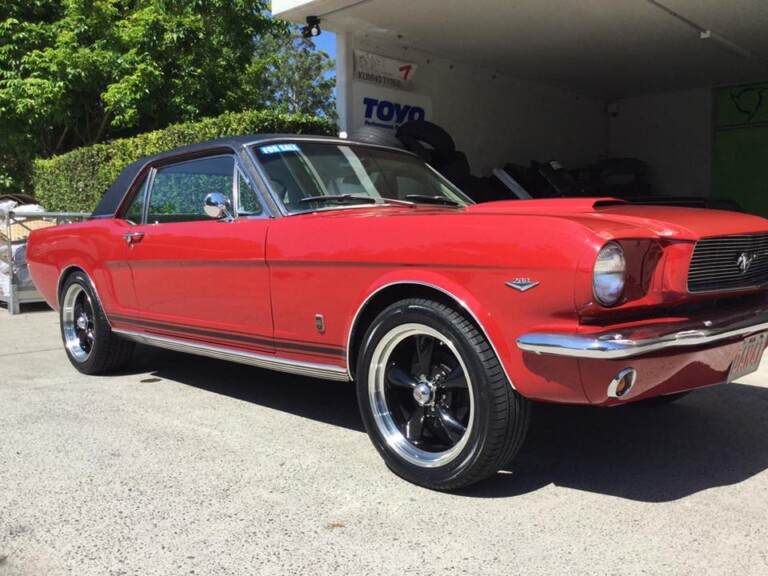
[274,0,768,99]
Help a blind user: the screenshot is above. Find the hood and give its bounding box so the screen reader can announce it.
[465,198,768,241]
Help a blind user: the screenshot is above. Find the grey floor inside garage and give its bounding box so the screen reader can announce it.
[2,305,768,576]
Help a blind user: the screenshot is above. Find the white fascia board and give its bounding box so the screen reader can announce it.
[272,0,363,21]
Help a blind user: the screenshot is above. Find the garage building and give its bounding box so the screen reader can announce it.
[273,0,768,216]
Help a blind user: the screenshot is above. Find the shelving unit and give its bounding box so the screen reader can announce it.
[0,210,90,314]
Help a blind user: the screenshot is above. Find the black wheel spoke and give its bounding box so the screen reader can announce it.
[440,365,468,389]
[387,364,418,388]
[404,406,426,442]
[83,297,93,317]
[415,335,434,376]
[436,403,467,443]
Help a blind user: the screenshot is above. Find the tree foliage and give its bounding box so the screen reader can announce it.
[32,109,335,212]
[0,0,336,194]
[236,30,336,119]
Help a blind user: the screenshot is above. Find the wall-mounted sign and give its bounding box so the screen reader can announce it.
[352,81,432,132]
[715,82,768,128]
[354,50,417,89]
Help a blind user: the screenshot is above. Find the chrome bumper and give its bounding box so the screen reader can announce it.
[517,308,768,359]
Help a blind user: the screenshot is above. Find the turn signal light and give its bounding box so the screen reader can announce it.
[607,368,637,399]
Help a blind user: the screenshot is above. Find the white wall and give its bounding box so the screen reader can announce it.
[349,36,609,176]
[609,88,713,197]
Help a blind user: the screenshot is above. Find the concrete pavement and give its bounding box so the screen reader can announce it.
[1,305,767,575]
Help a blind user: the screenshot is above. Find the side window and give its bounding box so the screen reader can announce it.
[237,169,263,216]
[147,155,235,224]
[123,174,149,224]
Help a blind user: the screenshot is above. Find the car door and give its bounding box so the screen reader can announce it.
[122,153,274,355]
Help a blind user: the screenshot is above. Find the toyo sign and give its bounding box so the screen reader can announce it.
[352,82,433,131]
[362,97,426,126]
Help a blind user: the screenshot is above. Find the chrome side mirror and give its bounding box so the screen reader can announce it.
[204,192,233,221]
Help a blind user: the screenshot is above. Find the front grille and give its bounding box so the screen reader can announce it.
[688,234,768,293]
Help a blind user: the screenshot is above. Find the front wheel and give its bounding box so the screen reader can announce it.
[356,298,530,490]
[60,271,133,374]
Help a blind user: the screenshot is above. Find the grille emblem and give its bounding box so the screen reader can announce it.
[736,252,756,274]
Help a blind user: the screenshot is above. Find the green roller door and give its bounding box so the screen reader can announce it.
[714,82,768,217]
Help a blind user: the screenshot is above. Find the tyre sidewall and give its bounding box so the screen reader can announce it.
[356,300,499,489]
[60,271,108,374]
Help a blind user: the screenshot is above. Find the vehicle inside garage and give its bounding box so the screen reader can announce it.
[273,0,768,215]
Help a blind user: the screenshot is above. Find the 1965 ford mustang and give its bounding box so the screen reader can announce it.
[27,135,768,490]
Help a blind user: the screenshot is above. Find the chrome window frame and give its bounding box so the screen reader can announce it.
[117,150,276,224]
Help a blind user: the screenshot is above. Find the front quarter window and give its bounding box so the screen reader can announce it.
[237,169,263,216]
[123,174,149,224]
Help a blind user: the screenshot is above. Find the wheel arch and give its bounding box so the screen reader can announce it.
[56,265,113,328]
[58,265,89,300]
[345,280,516,389]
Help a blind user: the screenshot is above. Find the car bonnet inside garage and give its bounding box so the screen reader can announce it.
[273,0,768,216]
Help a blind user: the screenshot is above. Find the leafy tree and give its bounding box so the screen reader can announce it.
[1,0,320,194]
[236,29,336,120]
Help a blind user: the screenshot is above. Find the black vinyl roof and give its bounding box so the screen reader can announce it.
[91,134,340,217]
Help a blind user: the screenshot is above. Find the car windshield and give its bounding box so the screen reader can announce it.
[252,141,472,214]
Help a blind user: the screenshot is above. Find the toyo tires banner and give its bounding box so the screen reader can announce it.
[351,81,433,131]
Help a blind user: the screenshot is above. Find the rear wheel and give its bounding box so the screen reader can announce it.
[60,271,133,374]
[356,298,530,490]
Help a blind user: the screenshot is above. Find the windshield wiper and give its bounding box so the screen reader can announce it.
[404,195,461,206]
[299,194,377,205]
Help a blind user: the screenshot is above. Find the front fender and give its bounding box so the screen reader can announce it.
[345,268,522,390]
[345,266,590,403]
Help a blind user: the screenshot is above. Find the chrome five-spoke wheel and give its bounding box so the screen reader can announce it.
[368,323,474,467]
[62,282,96,362]
[357,298,531,491]
[59,271,133,374]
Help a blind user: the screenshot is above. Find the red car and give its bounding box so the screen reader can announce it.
[27,135,768,490]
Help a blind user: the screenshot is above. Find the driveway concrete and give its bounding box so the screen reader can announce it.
[1,305,767,575]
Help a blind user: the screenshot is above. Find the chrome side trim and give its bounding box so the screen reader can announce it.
[517,310,768,359]
[345,281,517,389]
[113,329,350,381]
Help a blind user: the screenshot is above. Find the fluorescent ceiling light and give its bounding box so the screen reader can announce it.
[700,30,753,60]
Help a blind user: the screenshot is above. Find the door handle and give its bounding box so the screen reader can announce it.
[123,232,145,244]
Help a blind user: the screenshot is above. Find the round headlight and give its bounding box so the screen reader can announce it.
[593,242,626,306]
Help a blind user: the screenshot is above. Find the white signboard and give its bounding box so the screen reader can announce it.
[354,50,417,89]
[351,81,433,132]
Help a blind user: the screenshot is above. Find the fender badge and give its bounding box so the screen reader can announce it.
[506,278,540,292]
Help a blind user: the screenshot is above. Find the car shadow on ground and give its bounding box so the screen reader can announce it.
[125,346,768,502]
[469,383,768,501]
[128,345,364,433]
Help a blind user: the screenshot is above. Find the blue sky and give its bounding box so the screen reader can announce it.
[311,31,337,61]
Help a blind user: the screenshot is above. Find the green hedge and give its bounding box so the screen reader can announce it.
[31,110,336,212]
